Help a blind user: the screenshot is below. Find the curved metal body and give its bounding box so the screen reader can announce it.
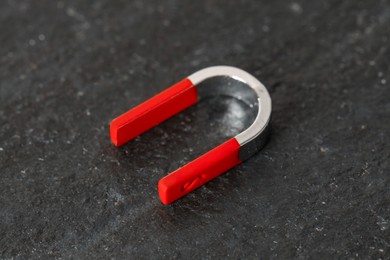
[188,66,272,160]
[110,66,272,204]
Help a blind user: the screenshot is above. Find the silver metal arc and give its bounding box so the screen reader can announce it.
[188,66,272,161]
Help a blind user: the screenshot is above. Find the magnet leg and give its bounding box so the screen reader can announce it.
[110,79,197,146]
[158,138,242,204]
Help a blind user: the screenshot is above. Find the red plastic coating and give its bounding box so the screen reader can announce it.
[158,138,242,204]
[110,78,197,146]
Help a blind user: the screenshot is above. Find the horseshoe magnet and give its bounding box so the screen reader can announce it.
[110,66,272,204]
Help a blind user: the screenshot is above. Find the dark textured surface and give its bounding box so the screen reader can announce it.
[1,0,389,258]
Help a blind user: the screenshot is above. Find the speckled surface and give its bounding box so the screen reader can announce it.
[1,0,389,258]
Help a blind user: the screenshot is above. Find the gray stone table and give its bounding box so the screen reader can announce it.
[0,0,389,258]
